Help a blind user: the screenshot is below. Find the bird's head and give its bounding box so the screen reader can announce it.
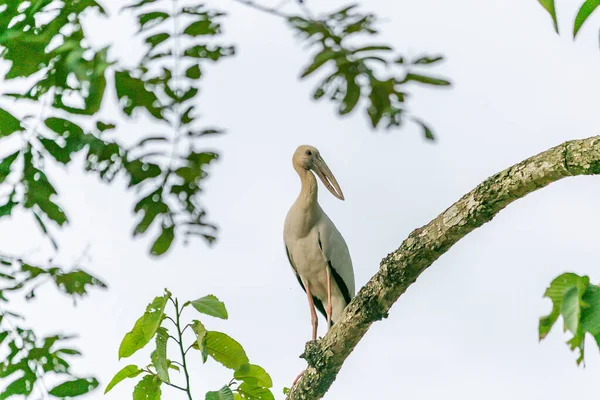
[292,145,345,201]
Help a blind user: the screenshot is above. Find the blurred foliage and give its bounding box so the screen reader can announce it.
[537,0,600,38]
[0,0,455,398]
[539,273,600,366]
[0,253,105,398]
[0,0,233,257]
[106,290,274,399]
[289,4,450,138]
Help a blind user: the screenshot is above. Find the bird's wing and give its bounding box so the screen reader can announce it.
[317,213,355,302]
[284,244,328,321]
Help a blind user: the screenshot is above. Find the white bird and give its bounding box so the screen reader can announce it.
[284,145,355,342]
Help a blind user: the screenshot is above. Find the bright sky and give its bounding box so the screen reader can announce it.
[2,0,600,398]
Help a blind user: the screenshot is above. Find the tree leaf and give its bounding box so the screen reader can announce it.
[237,382,275,400]
[205,331,248,370]
[53,269,108,297]
[146,32,170,47]
[185,65,202,79]
[45,117,84,137]
[191,295,228,319]
[539,273,588,339]
[301,48,338,78]
[412,55,444,65]
[184,19,220,37]
[402,73,450,86]
[412,118,435,141]
[0,152,19,184]
[138,12,170,31]
[49,377,99,397]
[561,286,582,334]
[0,108,22,137]
[119,291,171,358]
[192,320,207,361]
[234,364,273,388]
[206,386,234,400]
[150,225,175,256]
[133,375,162,400]
[537,0,559,33]
[104,365,143,394]
[573,0,600,37]
[151,327,170,383]
[115,70,164,120]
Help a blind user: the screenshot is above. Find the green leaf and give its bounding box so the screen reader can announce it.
[115,70,164,120]
[301,48,338,78]
[537,0,559,32]
[234,364,273,388]
[146,32,170,47]
[151,327,170,383]
[184,19,220,37]
[133,375,162,400]
[402,73,450,86]
[150,225,175,256]
[539,273,588,339]
[191,295,228,319]
[53,269,108,297]
[138,12,170,31]
[412,118,435,141]
[350,45,392,53]
[237,383,275,400]
[0,375,35,399]
[206,386,234,400]
[573,0,600,37]
[205,331,248,370]
[45,117,84,137]
[186,65,202,79]
[0,108,22,137]
[561,286,582,334]
[412,55,444,65]
[49,377,99,397]
[0,152,19,184]
[104,365,143,394]
[119,291,171,358]
[192,320,207,361]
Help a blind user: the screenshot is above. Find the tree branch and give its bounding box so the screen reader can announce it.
[286,136,600,400]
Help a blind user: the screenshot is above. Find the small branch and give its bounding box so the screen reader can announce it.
[164,316,178,328]
[143,368,187,392]
[184,343,195,356]
[286,136,600,399]
[181,323,192,335]
[174,298,193,400]
[231,0,291,18]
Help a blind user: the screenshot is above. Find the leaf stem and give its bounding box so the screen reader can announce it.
[174,298,193,400]
[231,0,291,18]
[143,368,187,392]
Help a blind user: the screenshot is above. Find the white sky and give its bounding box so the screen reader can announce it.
[2,0,600,398]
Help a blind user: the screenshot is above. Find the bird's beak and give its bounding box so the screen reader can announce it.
[312,155,345,201]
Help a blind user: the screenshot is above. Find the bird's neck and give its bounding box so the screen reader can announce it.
[295,166,318,210]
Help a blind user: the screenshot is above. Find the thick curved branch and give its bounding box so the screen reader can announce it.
[287,136,600,400]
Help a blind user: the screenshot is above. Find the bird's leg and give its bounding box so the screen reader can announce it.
[326,266,332,328]
[304,282,318,341]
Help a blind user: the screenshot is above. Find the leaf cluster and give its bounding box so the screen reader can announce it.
[107,290,274,400]
[289,4,450,139]
[539,272,600,365]
[537,0,600,39]
[0,323,98,399]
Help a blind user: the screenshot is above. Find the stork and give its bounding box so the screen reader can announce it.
[283,145,355,343]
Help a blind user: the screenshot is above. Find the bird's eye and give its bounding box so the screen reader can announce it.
[306,150,312,156]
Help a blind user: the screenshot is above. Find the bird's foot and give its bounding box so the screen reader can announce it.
[292,370,305,386]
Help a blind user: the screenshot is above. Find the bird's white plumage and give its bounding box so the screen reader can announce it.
[283,145,355,328]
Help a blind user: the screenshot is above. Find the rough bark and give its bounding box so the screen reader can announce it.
[286,136,600,400]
